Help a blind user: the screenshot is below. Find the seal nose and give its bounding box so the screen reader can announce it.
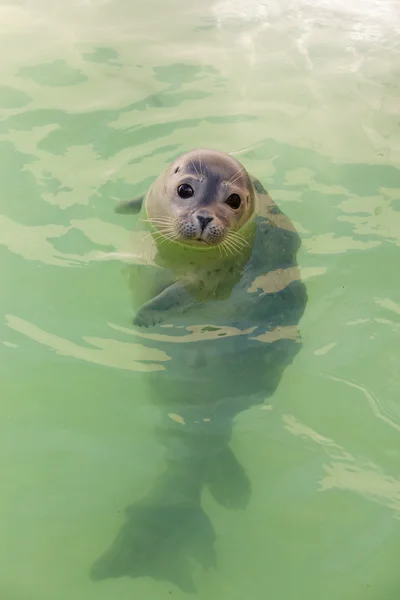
[197,215,213,231]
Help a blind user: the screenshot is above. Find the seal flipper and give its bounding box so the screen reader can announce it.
[115,195,144,215]
[90,503,213,592]
[133,281,196,328]
[90,471,216,593]
[206,446,251,509]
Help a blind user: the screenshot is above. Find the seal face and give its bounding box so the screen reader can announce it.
[145,148,257,252]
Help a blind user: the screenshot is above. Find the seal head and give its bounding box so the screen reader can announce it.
[145,148,257,250]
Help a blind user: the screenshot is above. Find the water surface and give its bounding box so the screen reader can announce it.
[1,0,400,598]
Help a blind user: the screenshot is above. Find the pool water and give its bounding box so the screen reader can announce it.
[0,0,399,598]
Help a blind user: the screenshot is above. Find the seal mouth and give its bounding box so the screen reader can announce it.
[174,235,220,249]
[183,237,212,247]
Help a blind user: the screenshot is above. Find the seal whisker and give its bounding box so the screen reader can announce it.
[230,231,249,244]
[155,231,175,238]
[142,228,176,244]
[221,242,229,257]
[226,239,247,251]
[218,240,229,257]
[154,227,179,238]
[223,237,241,255]
[141,218,174,226]
[142,231,157,242]
[227,167,243,186]
[225,242,236,256]
[141,218,166,223]
[226,232,249,248]
[141,218,172,223]
[190,159,201,179]
[146,225,174,237]
[157,233,179,246]
[150,223,175,230]
[227,237,247,249]
[154,228,176,238]
[227,239,246,251]
[223,241,237,255]
[227,229,249,243]
[221,239,235,256]
[146,232,170,245]
[141,222,174,232]
[197,152,204,179]
[227,173,243,187]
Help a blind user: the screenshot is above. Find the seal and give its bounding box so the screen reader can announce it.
[91,149,307,592]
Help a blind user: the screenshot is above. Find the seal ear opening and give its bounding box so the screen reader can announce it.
[114,195,144,215]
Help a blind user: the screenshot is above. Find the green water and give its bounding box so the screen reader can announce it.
[1,0,400,598]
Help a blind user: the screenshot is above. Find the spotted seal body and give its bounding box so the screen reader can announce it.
[91,149,307,591]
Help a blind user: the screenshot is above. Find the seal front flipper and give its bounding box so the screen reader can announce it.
[133,281,196,328]
[115,195,144,215]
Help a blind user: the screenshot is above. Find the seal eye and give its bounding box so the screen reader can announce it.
[225,193,241,209]
[177,183,194,199]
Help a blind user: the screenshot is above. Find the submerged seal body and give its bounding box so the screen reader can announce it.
[91,149,307,591]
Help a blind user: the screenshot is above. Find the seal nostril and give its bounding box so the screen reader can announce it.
[197,215,213,230]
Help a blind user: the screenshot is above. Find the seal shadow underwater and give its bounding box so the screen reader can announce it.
[90,149,307,592]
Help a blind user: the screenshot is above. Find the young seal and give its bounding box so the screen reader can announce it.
[91,149,307,592]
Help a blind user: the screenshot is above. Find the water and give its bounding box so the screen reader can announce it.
[1,0,399,598]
